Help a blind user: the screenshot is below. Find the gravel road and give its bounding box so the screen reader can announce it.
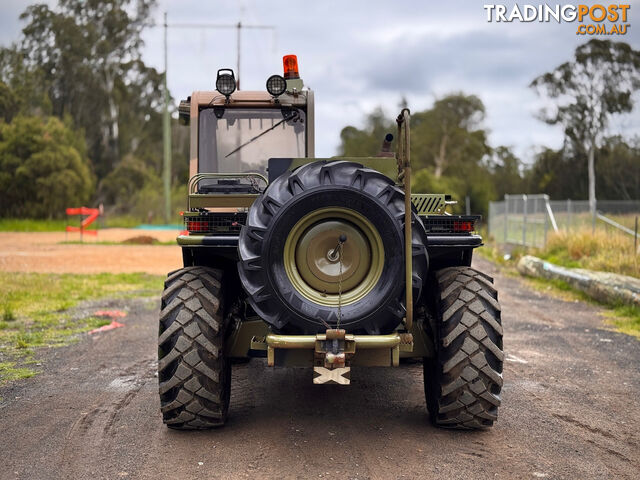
[1,257,638,479]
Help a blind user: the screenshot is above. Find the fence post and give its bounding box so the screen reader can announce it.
[635,216,638,253]
[567,199,572,231]
[504,194,509,244]
[522,194,528,247]
[544,200,549,247]
[532,197,538,248]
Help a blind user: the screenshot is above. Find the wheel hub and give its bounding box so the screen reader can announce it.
[296,220,370,294]
[284,208,384,306]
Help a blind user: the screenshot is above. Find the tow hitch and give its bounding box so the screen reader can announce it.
[251,330,413,385]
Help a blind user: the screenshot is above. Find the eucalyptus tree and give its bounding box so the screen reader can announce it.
[2,0,159,177]
[531,40,640,218]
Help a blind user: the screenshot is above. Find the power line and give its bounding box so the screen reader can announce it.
[161,15,276,222]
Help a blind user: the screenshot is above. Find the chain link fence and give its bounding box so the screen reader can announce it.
[488,195,640,248]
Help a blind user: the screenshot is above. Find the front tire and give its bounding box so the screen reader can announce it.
[424,267,504,429]
[158,267,231,429]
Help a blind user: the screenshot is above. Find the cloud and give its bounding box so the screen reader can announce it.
[1,0,638,162]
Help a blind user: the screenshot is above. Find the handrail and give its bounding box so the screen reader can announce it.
[396,108,413,331]
[188,172,268,195]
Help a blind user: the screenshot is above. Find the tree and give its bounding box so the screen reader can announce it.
[526,148,583,199]
[488,146,525,198]
[0,82,19,123]
[2,0,158,177]
[594,136,640,200]
[525,136,640,201]
[339,108,394,157]
[530,40,640,218]
[337,94,495,214]
[412,93,488,177]
[0,115,94,218]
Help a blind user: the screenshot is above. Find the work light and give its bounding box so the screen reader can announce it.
[266,74,287,97]
[216,69,236,97]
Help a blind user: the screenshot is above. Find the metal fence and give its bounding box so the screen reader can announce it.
[488,194,640,248]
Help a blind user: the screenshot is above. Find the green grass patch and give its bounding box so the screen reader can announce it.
[0,272,163,385]
[0,218,74,232]
[0,216,184,232]
[0,362,36,382]
[3,306,16,322]
[602,305,640,339]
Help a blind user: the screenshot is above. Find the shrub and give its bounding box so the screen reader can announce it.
[0,115,94,218]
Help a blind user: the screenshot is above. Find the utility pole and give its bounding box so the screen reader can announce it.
[237,22,242,90]
[162,12,172,224]
[161,18,275,223]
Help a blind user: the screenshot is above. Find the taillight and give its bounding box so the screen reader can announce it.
[184,213,247,234]
[453,221,474,232]
[187,220,207,232]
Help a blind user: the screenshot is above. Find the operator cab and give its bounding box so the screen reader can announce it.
[178,55,314,195]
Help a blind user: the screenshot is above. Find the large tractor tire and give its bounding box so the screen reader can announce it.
[424,267,503,429]
[238,160,428,335]
[158,267,231,429]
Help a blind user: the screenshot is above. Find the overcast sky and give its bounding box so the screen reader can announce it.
[1,1,639,162]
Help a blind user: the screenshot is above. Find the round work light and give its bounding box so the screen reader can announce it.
[266,74,287,97]
[216,69,236,97]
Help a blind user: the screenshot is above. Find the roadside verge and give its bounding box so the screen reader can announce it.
[517,255,640,307]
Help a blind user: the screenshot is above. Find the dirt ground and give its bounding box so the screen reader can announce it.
[0,229,182,275]
[0,257,638,479]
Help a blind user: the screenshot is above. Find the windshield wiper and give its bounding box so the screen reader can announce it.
[224,109,301,158]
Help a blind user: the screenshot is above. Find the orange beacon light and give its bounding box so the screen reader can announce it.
[283,55,300,80]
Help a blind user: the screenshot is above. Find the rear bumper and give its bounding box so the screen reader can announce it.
[426,234,483,248]
[177,234,239,247]
[178,233,482,248]
[251,332,414,367]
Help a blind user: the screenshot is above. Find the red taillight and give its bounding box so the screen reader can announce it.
[187,220,207,232]
[453,221,474,232]
[283,54,299,79]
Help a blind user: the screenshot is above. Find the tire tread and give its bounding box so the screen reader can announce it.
[158,266,230,429]
[425,266,503,429]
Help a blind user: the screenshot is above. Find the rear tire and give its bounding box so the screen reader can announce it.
[158,266,231,429]
[424,267,503,429]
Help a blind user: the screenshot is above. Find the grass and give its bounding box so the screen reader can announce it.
[603,305,640,339]
[489,212,640,250]
[0,218,78,232]
[0,214,185,232]
[0,272,163,385]
[536,229,639,278]
[0,362,36,382]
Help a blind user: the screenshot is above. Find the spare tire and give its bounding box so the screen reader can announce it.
[238,160,428,335]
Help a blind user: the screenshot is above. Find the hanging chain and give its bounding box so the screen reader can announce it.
[336,242,344,330]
